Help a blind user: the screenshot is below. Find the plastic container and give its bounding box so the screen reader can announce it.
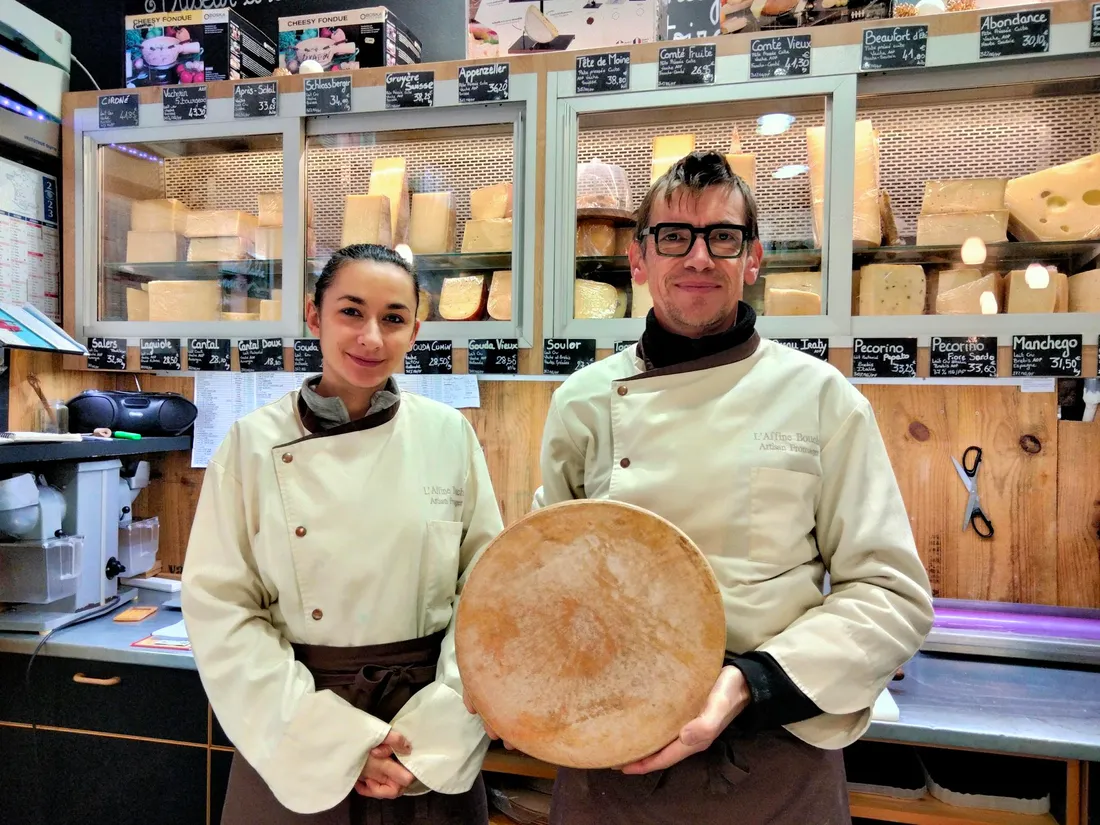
[0,536,82,604]
[117,516,160,577]
[576,158,632,212]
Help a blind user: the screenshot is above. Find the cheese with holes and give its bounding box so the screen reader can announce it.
[1069,269,1100,312]
[576,219,617,257]
[921,179,1007,214]
[858,264,926,316]
[132,199,189,234]
[461,219,513,253]
[470,183,513,221]
[632,281,653,318]
[765,289,820,316]
[574,279,624,319]
[1005,154,1100,242]
[808,120,880,248]
[408,192,456,254]
[438,275,487,320]
[126,288,149,321]
[936,274,1003,315]
[367,157,410,244]
[126,231,186,263]
[488,271,512,321]
[1005,268,1066,313]
[147,280,222,322]
[916,211,1009,246]
[725,153,757,190]
[185,211,258,241]
[187,237,253,262]
[651,134,696,184]
[341,195,393,248]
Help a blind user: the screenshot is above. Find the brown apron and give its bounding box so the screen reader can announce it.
[220,630,488,825]
[548,727,850,825]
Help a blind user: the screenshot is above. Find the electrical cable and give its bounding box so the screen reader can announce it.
[69,55,101,91]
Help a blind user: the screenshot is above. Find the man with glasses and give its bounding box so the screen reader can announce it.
[527,151,933,823]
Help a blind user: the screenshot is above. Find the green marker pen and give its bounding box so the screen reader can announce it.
[113,431,142,440]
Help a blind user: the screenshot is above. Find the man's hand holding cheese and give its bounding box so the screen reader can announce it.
[522,152,934,823]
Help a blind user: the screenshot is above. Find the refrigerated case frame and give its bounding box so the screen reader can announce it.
[543,18,1100,348]
[66,71,540,350]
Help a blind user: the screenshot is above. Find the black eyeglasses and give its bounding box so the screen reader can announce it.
[639,223,750,259]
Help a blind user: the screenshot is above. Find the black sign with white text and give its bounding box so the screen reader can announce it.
[139,338,181,371]
[930,337,998,378]
[404,340,453,374]
[576,51,631,94]
[305,75,352,115]
[853,338,918,378]
[386,70,434,109]
[1092,3,1100,47]
[293,339,323,373]
[979,9,1051,59]
[187,338,231,372]
[162,85,207,122]
[543,339,596,375]
[238,338,284,372]
[468,338,519,375]
[459,63,510,103]
[87,337,127,371]
[860,25,928,71]
[233,81,278,118]
[614,340,636,354]
[750,35,811,80]
[98,93,139,129]
[657,44,716,87]
[775,338,829,362]
[1011,334,1082,377]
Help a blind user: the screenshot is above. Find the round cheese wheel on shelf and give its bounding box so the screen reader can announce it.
[455,499,726,770]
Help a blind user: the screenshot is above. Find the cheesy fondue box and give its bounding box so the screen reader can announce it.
[124,10,277,87]
[277,7,422,74]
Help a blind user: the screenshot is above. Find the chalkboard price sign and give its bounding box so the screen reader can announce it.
[468,339,519,375]
[305,75,352,116]
[386,70,435,109]
[979,9,1051,59]
[404,340,453,375]
[238,338,285,372]
[576,51,631,94]
[1091,3,1100,47]
[852,338,918,378]
[187,338,231,372]
[99,94,139,129]
[139,338,181,372]
[162,85,207,122]
[543,339,596,375]
[657,44,716,88]
[293,339,323,373]
[459,63,510,103]
[1011,334,1082,377]
[930,337,998,378]
[234,81,278,119]
[613,340,636,354]
[87,338,128,371]
[860,25,928,71]
[750,35,812,80]
[774,338,829,362]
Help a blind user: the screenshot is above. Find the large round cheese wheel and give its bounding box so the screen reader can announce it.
[455,499,727,769]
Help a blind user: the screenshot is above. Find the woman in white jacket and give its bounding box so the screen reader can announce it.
[182,244,503,824]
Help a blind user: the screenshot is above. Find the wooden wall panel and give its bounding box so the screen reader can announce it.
[6,351,1100,608]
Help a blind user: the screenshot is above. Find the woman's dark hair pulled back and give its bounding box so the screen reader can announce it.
[313,244,420,310]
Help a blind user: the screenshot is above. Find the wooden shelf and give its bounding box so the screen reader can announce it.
[481,753,1059,825]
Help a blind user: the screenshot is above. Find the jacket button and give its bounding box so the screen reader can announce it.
[311,608,323,621]
[620,458,631,468]
[617,386,628,396]
[295,526,307,538]
[282,453,293,463]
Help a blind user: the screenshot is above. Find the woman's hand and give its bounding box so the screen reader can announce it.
[355,730,415,799]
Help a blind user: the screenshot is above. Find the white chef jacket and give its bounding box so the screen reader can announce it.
[181,388,503,814]
[533,335,934,749]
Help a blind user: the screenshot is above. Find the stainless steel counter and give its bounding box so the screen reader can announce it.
[2,597,1099,762]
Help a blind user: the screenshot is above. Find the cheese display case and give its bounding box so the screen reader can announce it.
[303,103,534,344]
[545,74,858,342]
[850,64,1100,339]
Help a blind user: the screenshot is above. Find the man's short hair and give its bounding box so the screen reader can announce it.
[633,151,759,246]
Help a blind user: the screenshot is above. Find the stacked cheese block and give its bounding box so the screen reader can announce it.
[763,272,822,316]
[341,157,412,248]
[461,182,513,253]
[807,120,882,249]
[649,131,756,189]
[915,179,1008,247]
[254,192,317,261]
[185,209,258,262]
